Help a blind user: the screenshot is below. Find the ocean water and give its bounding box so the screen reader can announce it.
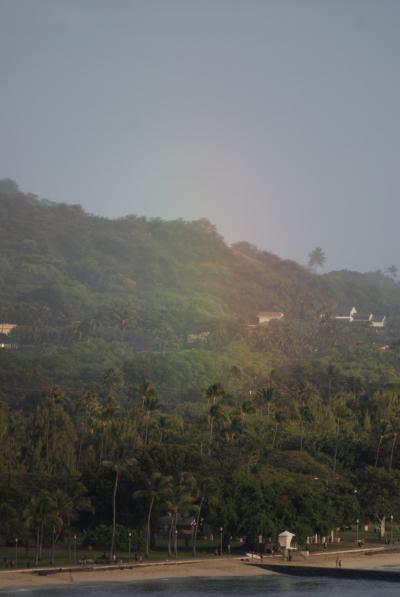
[2,576,400,597]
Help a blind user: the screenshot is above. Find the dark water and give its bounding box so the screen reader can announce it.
[2,576,400,597]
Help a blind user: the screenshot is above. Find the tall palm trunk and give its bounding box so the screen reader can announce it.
[39,522,44,560]
[389,433,398,470]
[192,497,204,557]
[209,417,214,446]
[375,435,383,467]
[145,496,155,558]
[35,527,40,565]
[333,419,340,472]
[110,468,119,562]
[168,514,175,557]
[51,527,55,565]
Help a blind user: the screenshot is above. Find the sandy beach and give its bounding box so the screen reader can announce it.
[0,558,272,591]
[2,550,400,591]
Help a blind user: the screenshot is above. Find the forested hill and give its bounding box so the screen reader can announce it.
[1,179,399,328]
[1,178,400,407]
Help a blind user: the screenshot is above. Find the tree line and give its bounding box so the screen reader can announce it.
[2,371,400,564]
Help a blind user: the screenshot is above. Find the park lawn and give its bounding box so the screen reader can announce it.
[0,539,242,570]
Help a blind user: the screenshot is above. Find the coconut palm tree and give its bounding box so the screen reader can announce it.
[204,383,224,406]
[166,473,198,557]
[255,387,274,416]
[133,471,172,557]
[24,491,55,564]
[139,379,157,408]
[308,246,326,271]
[143,393,159,445]
[207,403,229,447]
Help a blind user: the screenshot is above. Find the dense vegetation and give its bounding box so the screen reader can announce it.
[2,179,400,562]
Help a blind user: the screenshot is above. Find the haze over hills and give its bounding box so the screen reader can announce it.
[1,178,400,408]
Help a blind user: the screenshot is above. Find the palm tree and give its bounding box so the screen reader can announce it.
[375,420,391,467]
[102,439,136,562]
[139,379,157,409]
[389,432,398,470]
[207,403,229,446]
[204,383,224,406]
[24,491,55,565]
[133,472,172,557]
[166,473,197,557]
[143,394,159,445]
[386,265,398,280]
[308,246,326,271]
[255,387,274,416]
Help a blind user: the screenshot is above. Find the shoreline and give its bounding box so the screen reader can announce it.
[0,558,273,591]
[1,550,400,591]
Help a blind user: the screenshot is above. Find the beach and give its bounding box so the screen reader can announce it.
[2,550,400,591]
[0,558,272,591]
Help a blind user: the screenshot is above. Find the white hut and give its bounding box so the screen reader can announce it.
[278,530,296,559]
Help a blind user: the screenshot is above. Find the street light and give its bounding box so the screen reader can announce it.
[175,530,178,558]
[128,532,132,562]
[356,519,359,544]
[391,515,394,545]
[74,535,77,565]
[15,538,18,569]
[219,527,223,556]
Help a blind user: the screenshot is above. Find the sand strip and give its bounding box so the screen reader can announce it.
[0,558,273,591]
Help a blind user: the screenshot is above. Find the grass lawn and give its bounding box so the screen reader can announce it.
[0,539,242,570]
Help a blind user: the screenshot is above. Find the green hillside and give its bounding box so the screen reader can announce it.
[3,180,400,556]
[1,179,400,408]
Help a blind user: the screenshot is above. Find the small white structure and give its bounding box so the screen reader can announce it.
[371,316,387,329]
[335,307,357,321]
[278,530,295,550]
[278,530,296,559]
[257,312,284,325]
[334,308,387,328]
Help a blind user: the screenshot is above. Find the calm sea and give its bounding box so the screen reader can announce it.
[2,576,400,597]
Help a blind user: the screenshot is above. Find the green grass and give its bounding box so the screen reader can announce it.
[0,539,241,570]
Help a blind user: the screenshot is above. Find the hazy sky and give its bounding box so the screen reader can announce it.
[1,0,400,271]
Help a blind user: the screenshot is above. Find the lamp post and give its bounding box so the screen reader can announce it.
[73,535,77,565]
[391,515,394,545]
[174,530,178,558]
[219,527,223,556]
[128,532,132,562]
[356,519,359,544]
[15,538,18,568]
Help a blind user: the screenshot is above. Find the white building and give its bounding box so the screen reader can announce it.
[257,311,284,325]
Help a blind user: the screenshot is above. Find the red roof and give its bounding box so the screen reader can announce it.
[257,312,284,318]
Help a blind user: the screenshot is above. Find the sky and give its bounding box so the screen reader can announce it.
[0,0,400,272]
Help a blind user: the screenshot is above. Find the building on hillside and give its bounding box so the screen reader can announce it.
[334,307,357,321]
[0,323,17,335]
[257,312,284,325]
[0,324,18,349]
[352,313,373,323]
[334,308,387,328]
[371,316,387,329]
